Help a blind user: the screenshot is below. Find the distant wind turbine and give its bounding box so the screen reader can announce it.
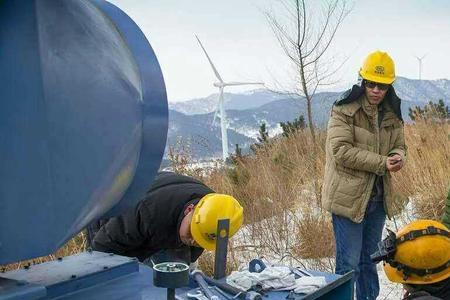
[195,35,264,161]
[414,54,427,80]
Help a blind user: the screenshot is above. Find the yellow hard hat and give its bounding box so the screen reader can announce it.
[359,50,396,84]
[190,193,244,251]
[383,220,450,284]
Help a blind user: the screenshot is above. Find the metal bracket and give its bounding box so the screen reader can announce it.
[213,218,229,279]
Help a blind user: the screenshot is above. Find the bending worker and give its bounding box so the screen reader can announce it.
[90,171,244,264]
[371,219,450,300]
[322,50,407,300]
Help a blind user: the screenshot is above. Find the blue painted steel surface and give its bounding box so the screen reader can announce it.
[0,278,46,300]
[53,263,168,300]
[302,272,353,300]
[0,0,167,265]
[89,0,168,217]
[1,253,352,300]
[2,252,140,299]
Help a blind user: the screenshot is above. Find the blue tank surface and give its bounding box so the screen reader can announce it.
[0,0,168,265]
[1,251,353,300]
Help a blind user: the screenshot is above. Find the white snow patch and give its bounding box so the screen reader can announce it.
[232,126,259,140]
[268,124,283,137]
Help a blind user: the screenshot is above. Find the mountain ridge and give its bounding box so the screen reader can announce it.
[170,77,450,115]
[166,77,450,159]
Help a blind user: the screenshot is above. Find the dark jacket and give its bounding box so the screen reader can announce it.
[404,293,444,300]
[92,172,214,262]
[404,277,450,300]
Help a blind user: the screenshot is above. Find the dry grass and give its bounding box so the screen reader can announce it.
[201,120,449,272]
[392,120,450,221]
[202,130,335,272]
[2,121,448,276]
[197,245,240,277]
[1,231,87,272]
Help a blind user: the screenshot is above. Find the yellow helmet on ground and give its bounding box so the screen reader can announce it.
[383,220,450,285]
[360,50,396,84]
[190,193,244,251]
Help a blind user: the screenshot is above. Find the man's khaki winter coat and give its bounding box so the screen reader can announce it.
[322,88,407,223]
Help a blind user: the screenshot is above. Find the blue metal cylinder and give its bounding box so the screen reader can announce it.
[0,0,168,265]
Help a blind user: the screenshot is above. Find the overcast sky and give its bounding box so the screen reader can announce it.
[109,0,450,102]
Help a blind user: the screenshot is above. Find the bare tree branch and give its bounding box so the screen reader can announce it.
[303,1,350,68]
[265,0,352,203]
[304,0,338,59]
[298,0,307,48]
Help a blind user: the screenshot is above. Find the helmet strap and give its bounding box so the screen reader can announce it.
[396,226,450,245]
[386,259,450,281]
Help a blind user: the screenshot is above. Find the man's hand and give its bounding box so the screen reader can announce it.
[386,154,403,172]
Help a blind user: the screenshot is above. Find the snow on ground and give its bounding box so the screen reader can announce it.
[378,265,404,300]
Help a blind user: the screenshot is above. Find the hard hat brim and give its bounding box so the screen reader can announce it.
[360,70,395,84]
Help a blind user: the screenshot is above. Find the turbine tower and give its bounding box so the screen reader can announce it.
[414,54,427,80]
[196,35,263,161]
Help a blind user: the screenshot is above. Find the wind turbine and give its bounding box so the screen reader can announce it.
[414,54,427,80]
[195,35,264,161]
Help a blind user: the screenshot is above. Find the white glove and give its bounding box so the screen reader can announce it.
[226,266,296,291]
[293,276,327,294]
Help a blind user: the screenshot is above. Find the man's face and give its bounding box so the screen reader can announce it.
[179,206,200,247]
[364,80,389,105]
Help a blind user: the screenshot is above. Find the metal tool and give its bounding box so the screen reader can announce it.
[296,268,313,277]
[212,286,232,300]
[191,270,220,300]
[187,290,210,300]
[199,272,262,300]
[291,267,312,278]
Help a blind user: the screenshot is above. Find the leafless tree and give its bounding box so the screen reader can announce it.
[264,0,351,203]
[265,0,351,142]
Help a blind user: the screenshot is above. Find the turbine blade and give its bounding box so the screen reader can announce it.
[195,35,224,83]
[212,109,218,126]
[211,99,221,126]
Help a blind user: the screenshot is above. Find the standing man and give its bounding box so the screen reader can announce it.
[90,171,244,265]
[322,50,407,300]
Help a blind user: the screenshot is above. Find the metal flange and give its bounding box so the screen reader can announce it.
[153,262,189,289]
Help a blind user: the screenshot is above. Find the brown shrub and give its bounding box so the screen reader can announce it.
[392,120,449,220]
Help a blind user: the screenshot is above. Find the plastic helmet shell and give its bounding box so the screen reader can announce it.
[359,50,396,84]
[384,220,450,284]
[190,194,244,251]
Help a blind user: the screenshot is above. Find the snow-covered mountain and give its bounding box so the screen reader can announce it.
[169,89,285,115]
[394,77,450,103]
[170,77,450,115]
[166,77,450,159]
